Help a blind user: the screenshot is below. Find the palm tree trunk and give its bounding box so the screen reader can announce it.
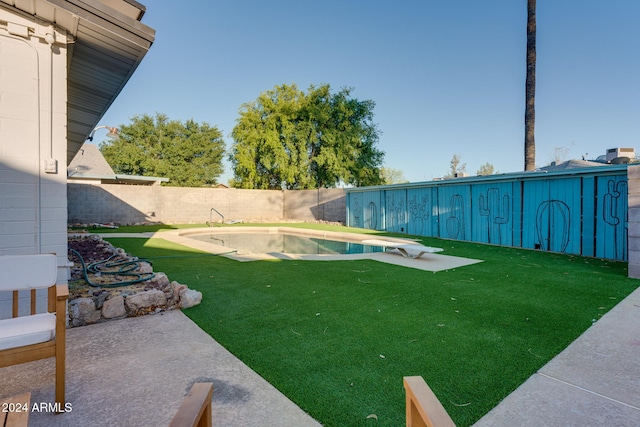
[524,0,536,170]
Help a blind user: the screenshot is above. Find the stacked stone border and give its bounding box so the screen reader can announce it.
[67,234,202,327]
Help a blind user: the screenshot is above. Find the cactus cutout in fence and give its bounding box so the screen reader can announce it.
[365,202,378,230]
[408,194,430,236]
[446,194,465,240]
[536,200,570,253]
[603,179,628,260]
[479,188,510,244]
[352,197,362,226]
[387,194,405,233]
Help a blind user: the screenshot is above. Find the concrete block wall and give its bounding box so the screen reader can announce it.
[284,188,346,222]
[68,184,346,225]
[628,165,640,278]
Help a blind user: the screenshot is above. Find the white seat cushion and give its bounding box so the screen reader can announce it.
[0,313,56,351]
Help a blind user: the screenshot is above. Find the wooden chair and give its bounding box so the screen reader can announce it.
[170,382,214,427]
[0,392,31,427]
[0,254,68,411]
[404,376,456,427]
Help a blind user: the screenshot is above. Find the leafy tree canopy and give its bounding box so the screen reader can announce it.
[381,167,409,184]
[229,83,385,189]
[476,162,497,176]
[443,154,467,179]
[100,113,225,187]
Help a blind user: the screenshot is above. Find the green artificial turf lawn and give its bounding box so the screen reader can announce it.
[105,227,639,427]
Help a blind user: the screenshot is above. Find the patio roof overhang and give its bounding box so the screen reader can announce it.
[0,0,155,164]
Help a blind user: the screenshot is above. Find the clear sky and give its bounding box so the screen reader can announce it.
[97,0,639,184]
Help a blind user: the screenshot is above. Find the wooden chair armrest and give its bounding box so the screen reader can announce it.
[170,382,213,427]
[56,284,69,301]
[404,376,456,427]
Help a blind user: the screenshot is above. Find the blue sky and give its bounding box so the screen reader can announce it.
[98,0,639,184]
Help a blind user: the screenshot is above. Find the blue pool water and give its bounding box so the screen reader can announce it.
[187,232,386,255]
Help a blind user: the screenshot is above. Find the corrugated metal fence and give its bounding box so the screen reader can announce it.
[346,165,629,261]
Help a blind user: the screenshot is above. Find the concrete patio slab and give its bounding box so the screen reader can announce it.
[539,288,640,409]
[473,373,640,427]
[0,310,320,427]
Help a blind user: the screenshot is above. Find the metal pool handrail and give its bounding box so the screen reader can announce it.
[208,207,224,226]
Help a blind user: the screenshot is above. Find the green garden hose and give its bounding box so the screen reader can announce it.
[70,248,155,288]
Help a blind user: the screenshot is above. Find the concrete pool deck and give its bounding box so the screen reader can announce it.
[99,227,483,272]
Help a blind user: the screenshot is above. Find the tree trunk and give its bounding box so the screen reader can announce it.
[524,0,536,171]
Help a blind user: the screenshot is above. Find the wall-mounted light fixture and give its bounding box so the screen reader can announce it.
[44,31,56,45]
[88,126,118,141]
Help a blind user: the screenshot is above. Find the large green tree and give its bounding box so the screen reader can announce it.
[100,113,225,187]
[229,83,384,189]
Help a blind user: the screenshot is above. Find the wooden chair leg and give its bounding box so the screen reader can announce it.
[55,343,65,412]
[54,291,67,412]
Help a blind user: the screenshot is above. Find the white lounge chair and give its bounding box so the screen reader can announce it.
[362,239,443,259]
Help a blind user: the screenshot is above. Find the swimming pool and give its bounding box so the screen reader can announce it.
[186,231,386,255]
[155,227,479,271]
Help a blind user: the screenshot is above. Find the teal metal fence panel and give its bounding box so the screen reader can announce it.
[347,190,383,230]
[345,166,629,261]
[407,187,435,237]
[523,178,582,254]
[385,189,408,233]
[437,184,472,241]
[472,182,515,246]
[512,181,523,247]
[581,176,597,257]
[597,175,628,260]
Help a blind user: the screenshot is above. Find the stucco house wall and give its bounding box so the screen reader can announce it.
[1,0,154,319]
[0,10,70,289]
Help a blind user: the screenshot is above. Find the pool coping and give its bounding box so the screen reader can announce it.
[151,227,483,272]
[163,226,417,258]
